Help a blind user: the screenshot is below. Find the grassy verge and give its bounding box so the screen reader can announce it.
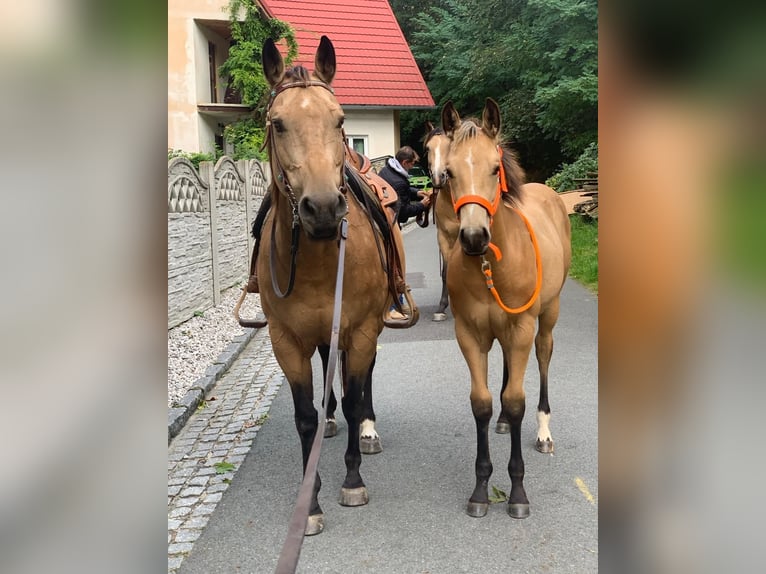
[717,166,766,294]
[568,214,598,292]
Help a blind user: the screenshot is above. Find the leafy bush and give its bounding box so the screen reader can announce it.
[168,145,223,170]
[223,119,268,161]
[546,142,598,192]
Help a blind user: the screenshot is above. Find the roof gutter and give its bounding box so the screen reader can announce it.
[341,104,437,110]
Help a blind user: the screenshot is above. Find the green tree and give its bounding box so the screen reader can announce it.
[403,0,597,180]
[217,1,297,159]
[218,0,297,111]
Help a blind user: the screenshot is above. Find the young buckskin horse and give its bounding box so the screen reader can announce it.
[440,99,571,518]
[425,122,514,435]
[253,36,416,535]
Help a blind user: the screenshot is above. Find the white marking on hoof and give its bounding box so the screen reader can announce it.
[432,312,447,322]
[360,418,378,440]
[536,411,552,444]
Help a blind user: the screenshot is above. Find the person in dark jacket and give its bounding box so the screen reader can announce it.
[377,146,432,320]
[377,146,431,226]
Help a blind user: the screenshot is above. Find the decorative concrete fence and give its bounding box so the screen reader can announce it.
[168,156,270,329]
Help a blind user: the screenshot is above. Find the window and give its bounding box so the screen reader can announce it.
[208,42,217,103]
[346,135,368,156]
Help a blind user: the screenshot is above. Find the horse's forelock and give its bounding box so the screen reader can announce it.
[452,120,524,206]
[452,119,481,145]
[284,65,312,86]
[423,126,444,145]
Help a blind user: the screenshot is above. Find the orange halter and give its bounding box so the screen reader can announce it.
[451,146,508,221]
[451,146,509,261]
[451,146,543,314]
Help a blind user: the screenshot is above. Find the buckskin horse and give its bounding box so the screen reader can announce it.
[440,99,571,518]
[425,121,513,436]
[250,36,416,535]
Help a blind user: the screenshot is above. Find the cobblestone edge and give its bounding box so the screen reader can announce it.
[168,327,258,444]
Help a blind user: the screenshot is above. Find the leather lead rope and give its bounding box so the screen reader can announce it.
[274,218,349,574]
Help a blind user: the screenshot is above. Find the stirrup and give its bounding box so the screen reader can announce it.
[233,285,268,328]
[383,286,419,329]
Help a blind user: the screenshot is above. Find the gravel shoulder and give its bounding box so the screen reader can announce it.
[167,287,262,407]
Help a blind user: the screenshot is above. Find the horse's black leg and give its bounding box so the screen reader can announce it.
[317,345,338,438]
[495,351,511,434]
[289,381,324,535]
[359,353,382,454]
[467,403,493,518]
[507,401,530,518]
[338,354,370,507]
[501,319,534,519]
[534,300,560,453]
[434,255,449,321]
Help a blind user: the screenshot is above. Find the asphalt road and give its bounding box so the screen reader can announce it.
[180,221,598,574]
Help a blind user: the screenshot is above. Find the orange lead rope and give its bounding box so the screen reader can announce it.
[481,206,543,314]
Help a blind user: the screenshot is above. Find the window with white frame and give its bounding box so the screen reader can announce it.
[346,135,368,156]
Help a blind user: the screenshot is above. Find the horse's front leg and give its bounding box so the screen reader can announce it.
[338,347,377,507]
[495,351,510,434]
[317,345,339,438]
[358,353,382,454]
[434,255,449,321]
[456,323,492,517]
[278,346,325,535]
[500,315,536,519]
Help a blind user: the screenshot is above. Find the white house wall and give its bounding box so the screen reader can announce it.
[169,0,231,152]
[343,109,397,159]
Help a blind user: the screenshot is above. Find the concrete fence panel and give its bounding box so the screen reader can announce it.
[167,156,270,329]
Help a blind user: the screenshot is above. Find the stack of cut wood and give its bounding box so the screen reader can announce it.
[573,171,598,220]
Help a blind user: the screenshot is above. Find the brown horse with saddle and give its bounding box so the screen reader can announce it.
[234,36,418,538]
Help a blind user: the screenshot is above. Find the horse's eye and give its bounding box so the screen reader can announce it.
[337,117,345,129]
[272,119,285,134]
[492,165,500,175]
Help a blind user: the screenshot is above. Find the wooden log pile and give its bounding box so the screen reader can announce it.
[572,171,598,220]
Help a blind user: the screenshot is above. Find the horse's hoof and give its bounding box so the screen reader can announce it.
[432,312,447,322]
[339,486,369,507]
[360,436,382,454]
[507,503,530,519]
[324,420,337,438]
[466,501,489,518]
[535,438,554,453]
[495,421,511,434]
[304,513,324,536]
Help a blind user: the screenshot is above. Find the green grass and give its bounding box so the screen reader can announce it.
[717,166,766,294]
[568,214,598,292]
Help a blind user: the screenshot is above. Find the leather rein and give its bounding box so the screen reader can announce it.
[275,218,348,574]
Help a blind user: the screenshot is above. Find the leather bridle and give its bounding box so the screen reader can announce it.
[263,79,348,298]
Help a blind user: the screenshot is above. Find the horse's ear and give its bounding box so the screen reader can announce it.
[314,36,336,85]
[482,98,502,139]
[425,120,435,134]
[262,38,285,87]
[441,101,460,137]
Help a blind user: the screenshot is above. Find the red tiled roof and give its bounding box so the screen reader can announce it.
[260,0,434,108]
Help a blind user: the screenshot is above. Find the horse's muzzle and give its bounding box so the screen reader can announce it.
[459,226,489,256]
[299,192,348,240]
